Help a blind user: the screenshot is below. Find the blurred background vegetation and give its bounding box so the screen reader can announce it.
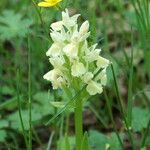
[0,0,150,149]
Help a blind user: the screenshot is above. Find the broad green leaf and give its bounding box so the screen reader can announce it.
[107,133,122,150]
[7,109,42,130]
[89,130,107,150]
[0,10,33,40]
[132,107,149,132]
[89,130,123,150]
[33,92,55,116]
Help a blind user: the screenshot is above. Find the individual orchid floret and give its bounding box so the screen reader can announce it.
[71,61,86,77]
[43,9,110,96]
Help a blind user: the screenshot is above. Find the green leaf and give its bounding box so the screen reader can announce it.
[89,130,107,150]
[81,132,89,150]
[65,134,71,150]
[50,102,66,108]
[33,92,54,102]
[107,133,123,150]
[0,130,7,142]
[0,10,33,40]
[89,130,123,150]
[57,136,75,150]
[132,107,150,132]
[33,92,55,116]
[0,120,9,129]
[0,96,23,110]
[50,101,75,109]
[1,86,14,95]
[7,109,42,130]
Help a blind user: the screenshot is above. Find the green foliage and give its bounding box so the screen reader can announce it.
[0,120,9,129]
[33,92,55,116]
[7,110,41,130]
[0,130,7,142]
[0,91,55,132]
[57,136,75,150]
[132,107,150,132]
[0,10,33,41]
[89,130,123,150]
[81,132,89,150]
[65,134,71,150]
[1,86,14,95]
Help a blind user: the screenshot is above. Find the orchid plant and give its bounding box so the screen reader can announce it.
[38,0,109,149]
[42,9,110,149]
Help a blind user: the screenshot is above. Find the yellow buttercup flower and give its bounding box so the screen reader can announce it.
[38,0,62,7]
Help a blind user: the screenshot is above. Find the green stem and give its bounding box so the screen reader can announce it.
[141,119,150,148]
[28,37,32,150]
[16,70,28,149]
[104,90,124,149]
[111,63,135,150]
[75,97,83,150]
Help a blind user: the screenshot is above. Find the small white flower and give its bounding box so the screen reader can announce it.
[96,56,109,68]
[84,48,101,62]
[62,9,80,29]
[79,21,89,35]
[63,43,78,59]
[46,43,61,57]
[82,72,93,83]
[49,56,64,68]
[50,31,65,43]
[43,69,61,81]
[86,80,103,95]
[71,31,80,43]
[79,32,90,42]
[52,76,66,89]
[43,69,66,89]
[71,61,86,77]
[95,69,107,85]
[51,21,63,31]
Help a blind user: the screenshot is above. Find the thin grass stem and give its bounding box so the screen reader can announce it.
[16,69,28,149]
[28,36,32,150]
[111,63,135,150]
[141,119,150,148]
[31,0,49,39]
[32,127,43,149]
[104,90,124,149]
[127,28,134,126]
[89,105,108,128]
[46,131,55,150]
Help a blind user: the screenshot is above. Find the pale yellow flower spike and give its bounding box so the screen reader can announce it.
[38,0,62,7]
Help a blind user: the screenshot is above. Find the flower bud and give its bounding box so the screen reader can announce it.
[79,21,89,35]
